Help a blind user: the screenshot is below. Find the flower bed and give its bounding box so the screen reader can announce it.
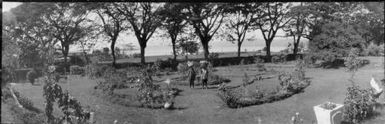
[218,60,311,108]
[217,80,310,108]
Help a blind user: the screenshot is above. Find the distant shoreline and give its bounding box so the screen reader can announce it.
[101,51,295,64]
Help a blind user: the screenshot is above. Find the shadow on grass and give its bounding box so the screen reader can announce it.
[194,86,219,90]
[166,106,188,110]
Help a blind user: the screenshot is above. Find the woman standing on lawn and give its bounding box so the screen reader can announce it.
[187,61,196,88]
[200,62,209,89]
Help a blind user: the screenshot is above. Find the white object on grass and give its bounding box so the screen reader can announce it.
[164,102,172,109]
[370,77,383,94]
[187,61,193,67]
[164,78,171,85]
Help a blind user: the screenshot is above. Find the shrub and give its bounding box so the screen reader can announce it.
[344,48,366,73]
[70,65,85,75]
[272,54,286,63]
[133,53,141,58]
[256,64,266,72]
[208,52,220,62]
[1,87,13,101]
[85,64,112,79]
[136,69,176,108]
[254,56,265,63]
[69,55,86,66]
[363,44,384,56]
[10,105,45,124]
[26,69,38,83]
[343,82,376,123]
[14,91,34,112]
[153,58,179,71]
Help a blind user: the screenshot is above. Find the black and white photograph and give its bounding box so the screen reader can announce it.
[2,1,384,124]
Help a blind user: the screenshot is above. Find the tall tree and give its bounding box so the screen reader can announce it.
[222,3,264,58]
[159,3,187,61]
[95,3,127,67]
[3,3,58,67]
[254,2,291,62]
[46,3,93,70]
[181,3,226,60]
[283,3,311,57]
[115,3,163,64]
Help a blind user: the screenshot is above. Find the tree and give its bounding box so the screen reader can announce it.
[254,2,291,62]
[94,3,128,67]
[309,21,365,67]
[3,3,58,67]
[283,3,311,57]
[46,3,93,70]
[115,3,163,64]
[181,3,226,60]
[354,2,384,46]
[159,3,187,61]
[176,37,200,61]
[222,3,264,58]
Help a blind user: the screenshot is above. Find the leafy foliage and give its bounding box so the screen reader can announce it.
[115,3,163,64]
[136,68,178,108]
[344,48,366,73]
[43,72,91,123]
[70,65,85,76]
[309,21,365,64]
[181,3,226,59]
[343,82,376,123]
[363,44,384,56]
[218,60,310,108]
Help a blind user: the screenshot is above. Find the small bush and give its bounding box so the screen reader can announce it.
[344,48,366,72]
[13,89,41,113]
[85,64,112,79]
[133,53,141,58]
[70,65,85,75]
[254,56,265,63]
[26,69,38,83]
[256,64,266,72]
[153,58,179,71]
[69,55,86,66]
[10,105,45,124]
[136,69,176,108]
[343,82,376,123]
[272,54,286,63]
[363,44,384,56]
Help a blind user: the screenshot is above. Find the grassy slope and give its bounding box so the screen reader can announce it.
[9,56,384,124]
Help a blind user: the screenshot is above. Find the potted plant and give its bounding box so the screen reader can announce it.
[313,102,344,124]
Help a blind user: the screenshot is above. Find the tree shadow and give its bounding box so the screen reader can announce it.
[166,106,188,110]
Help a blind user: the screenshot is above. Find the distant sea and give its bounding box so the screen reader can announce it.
[125,38,308,56]
[127,45,288,57]
[72,36,308,57]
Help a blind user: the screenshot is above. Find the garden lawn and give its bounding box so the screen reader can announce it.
[10,56,384,124]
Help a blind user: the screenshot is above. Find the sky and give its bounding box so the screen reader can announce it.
[3,2,308,56]
[2,2,21,12]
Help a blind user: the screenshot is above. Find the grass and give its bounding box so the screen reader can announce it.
[4,56,385,124]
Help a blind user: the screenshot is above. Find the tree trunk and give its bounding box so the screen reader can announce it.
[293,42,299,57]
[63,45,70,72]
[140,46,146,65]
[171,39,177,61]
[265,41,272,62]
[237,42,242,58]
[202,42,209,60]
[111,40,117,68]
